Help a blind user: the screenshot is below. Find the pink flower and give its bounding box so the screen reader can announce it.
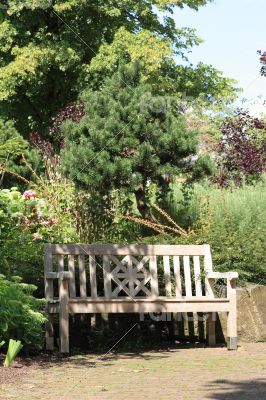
[50,218,56,225]
[23,190,37,199]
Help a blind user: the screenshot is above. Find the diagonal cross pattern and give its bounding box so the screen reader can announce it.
[105,255,152,297]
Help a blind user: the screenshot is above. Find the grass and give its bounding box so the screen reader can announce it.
[168,176,266,230]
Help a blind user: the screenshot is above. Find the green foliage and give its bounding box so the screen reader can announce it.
[3,339,23,367]
[0,118,41,187]
[0,187,44,286]
[86,26,197,86]
[0,120,26,157]
[192,155,216,180]
[87,27,237,109]
[0,0,235,137]
[0,176,78,289]
[162,179,266,283]
[61,62,213,217]
[173,63,238,109]
[0,275,46,351]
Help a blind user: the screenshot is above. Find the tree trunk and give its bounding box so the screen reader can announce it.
[134,185,155,221]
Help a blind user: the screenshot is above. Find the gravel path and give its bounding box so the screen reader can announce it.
[0,343,265,400]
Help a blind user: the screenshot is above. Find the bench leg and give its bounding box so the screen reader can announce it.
[207,312,216,346]
[59,279,69,353]
[45,314,54,350]
[227,307,237,350]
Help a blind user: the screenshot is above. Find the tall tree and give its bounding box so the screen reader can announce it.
[0,0,236,138]
[61,63,212,218]
[87,26,236,108]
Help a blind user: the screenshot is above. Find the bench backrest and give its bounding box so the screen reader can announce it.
[44,244,213,300]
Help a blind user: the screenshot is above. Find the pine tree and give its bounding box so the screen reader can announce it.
[61,63,206,217]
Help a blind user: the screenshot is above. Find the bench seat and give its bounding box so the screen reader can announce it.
[48,297,232,314]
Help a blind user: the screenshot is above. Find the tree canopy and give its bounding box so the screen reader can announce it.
[0,0,235,139]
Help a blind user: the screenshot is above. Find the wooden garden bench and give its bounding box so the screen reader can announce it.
[44,244,238,353]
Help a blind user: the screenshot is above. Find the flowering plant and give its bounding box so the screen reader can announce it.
[0,187,57,242]
[23,190,37,199]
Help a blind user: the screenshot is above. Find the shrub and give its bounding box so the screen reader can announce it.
[0,275,46,351]
[0,118,42,189]
[0,179,78,292]
[215,110,266,186]
[137,179,266,285]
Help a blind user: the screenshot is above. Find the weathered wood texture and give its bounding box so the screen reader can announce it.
[44,243,238,353]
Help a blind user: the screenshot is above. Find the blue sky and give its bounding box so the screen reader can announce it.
[174,0,266,113]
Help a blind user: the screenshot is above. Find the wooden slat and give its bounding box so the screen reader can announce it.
[58,254,64,272]
[109,255,128,274]
[227,284,237,348]
[173,256,182,298]
[48,298,231,314]
[50,244,207,256]
[133,277,151,296]
[44,244,54,350]
[204,244,213,271]
[79,255,87,298]
[50,297,230,304]
[127,256,134,296]
[107,255,133,298]
[208,272,238,279]
[149,256,159,297]
[110,275,132,297]
[103,255,112,299]
[193,255,203,339]
[112,279,129,297]
[59,277,69,353]
[163,256,172,297]
[44,244,53,301]
[130,255,150,271]
[45,315,54,350]
[207,312,216,346]
[46,271,71,279]
[89,255,97,299]
[193,256,202,296]
[68,255,76,298]
[183,256,192,297]
[204,244,214,298]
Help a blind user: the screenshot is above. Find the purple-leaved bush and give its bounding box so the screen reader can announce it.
[50,102,85,139]
[215,110,266,186]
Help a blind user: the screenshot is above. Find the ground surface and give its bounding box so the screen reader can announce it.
[0,343,265,400]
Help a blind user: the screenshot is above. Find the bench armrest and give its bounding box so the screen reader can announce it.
[45,271,72,281]
[207,271,238,298]
[207,272,238,280]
